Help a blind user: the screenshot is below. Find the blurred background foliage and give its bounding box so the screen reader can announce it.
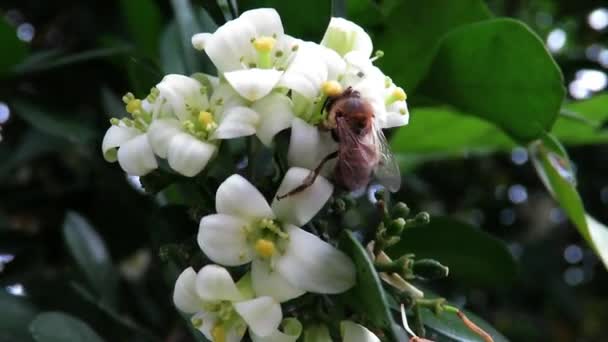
[1,0,608,341]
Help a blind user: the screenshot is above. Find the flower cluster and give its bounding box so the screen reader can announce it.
[102,8,410,342]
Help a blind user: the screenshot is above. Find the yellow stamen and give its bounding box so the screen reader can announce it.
[253,36,276,52]
[212,324,226,342]
[321,81,343,97]
[198,111,215,127]
[393,87,407,101]
[255,239,276,258]
[386,87,407,105]
[126,99,142,114]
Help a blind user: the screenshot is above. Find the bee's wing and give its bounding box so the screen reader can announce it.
[372,121,402,192]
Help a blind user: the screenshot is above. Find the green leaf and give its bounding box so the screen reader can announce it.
[339,230,401,341]
[0,17,27,74]
[169,0,216,74]
[530,133,608,270]
[377,0,490,91]
[390,107,515,155]
[29,312,104,342]
[12,46,131,74]
[241,0,331,41]
[62,212,119,307]
[11,101,96,143]
[387,218,517,287]
[0,291,38,342]
[0,129,67,175]
[120,0,162,58]
[160,20,187,75]
[551,95,608,145]
[421,308,509,342]
[418,19,565,142]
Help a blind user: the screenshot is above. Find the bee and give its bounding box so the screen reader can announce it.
[277,86,401,199]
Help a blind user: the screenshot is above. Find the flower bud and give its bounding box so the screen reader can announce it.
[415,212,430,225]
[387,217,406,236]
[392,202,410,218]
[413,259,449,280]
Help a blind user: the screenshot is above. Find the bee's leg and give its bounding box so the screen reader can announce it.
[276,151,338,200]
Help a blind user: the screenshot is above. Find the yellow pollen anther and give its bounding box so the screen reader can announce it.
[253,36,276,52]
[126,99,142,114]
[393,87,407,101]
[255,239,276,258]
[191,317,203,328]
[198,111,215,127]
[212,324,226,342]
[321,81,343,97]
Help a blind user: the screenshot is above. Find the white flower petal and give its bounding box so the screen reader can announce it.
[192,311,217,341]
[250,318,302,342]
[195,265,243,301]
[224,69,282,101]
[212,106,259,140]
[198,214,253,266]
[272,167,333,226]
[287,118,337,172]
[173,267,203,314]
[278,44,328,99]
[321,17,373,58]
[167,133,216,177]
[383,101,410,128]
[147,118,182,158]
[251,259,306,303]
[157,74,208,121]
[204,19,257,72]
[216,174,274,219]
[210,83,247,114]
[192,32,212,51]
[101,125,140,162]
[117,133,158,176]
[341,321,381,342]
[276,225,356,294]
[234,297,282,337]
[240,8,284,38]
[252,93,294,146]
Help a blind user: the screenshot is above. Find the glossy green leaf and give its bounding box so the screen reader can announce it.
[391,95,608,157]
[0,292,38,342]
[160,20,187,75]
[339,230,401,341]
[421,308,509,342]
[418,19,565,142]
[551,95,608,145]
[169,0,216,74]
[29,312,104,342]
[62,212,119,307]
[11,101,96,143]
[530,133,608,270]
[241,0,331,41]
[390,107,515,155]
[120,0,162,58]
[387,218,517,287]
[377,0,491,91]
[0,17,28,73]
[12,46,131,74]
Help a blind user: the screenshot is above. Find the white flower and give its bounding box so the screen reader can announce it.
[102,95,158,176]
[192,8,301,101]
[303,322,381,342]
[340,321,381,342]
[173,265,288,342]
[197,168,356,302]
[147,74,293,176]
[321,17,373,58]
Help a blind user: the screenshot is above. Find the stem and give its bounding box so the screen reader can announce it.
[456,310,494,342]
[413,304,426,337]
